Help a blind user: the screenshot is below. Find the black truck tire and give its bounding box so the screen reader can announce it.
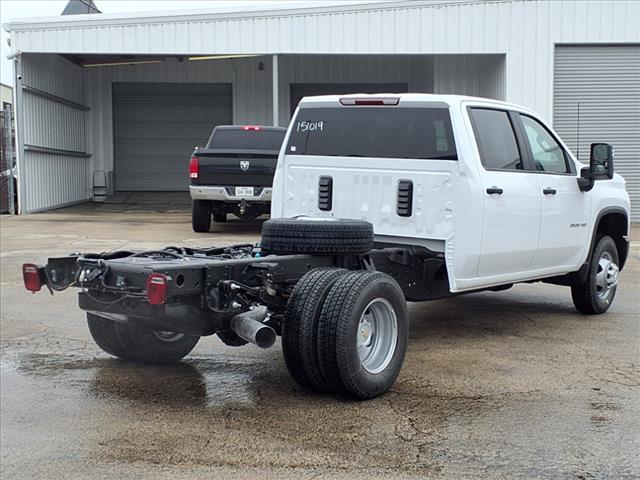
[571,235,620,314]
[87,313,200,364]
[213,212,227,223]
[261,218,374,255]
[283,267,348,392]
[192,200,211,232]
[316,271,409,400]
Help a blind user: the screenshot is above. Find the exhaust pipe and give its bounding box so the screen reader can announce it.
[230,306,276,349]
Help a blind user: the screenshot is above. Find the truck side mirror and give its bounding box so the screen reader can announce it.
[589,143,614,180]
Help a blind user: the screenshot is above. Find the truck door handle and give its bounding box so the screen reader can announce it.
[543,188,557,195]
[486,187,503,195]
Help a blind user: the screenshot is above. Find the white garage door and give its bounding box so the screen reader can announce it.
[113,83,232,191]
[553,45,640,222]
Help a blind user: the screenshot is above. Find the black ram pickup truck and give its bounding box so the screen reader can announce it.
[189,125,286,231]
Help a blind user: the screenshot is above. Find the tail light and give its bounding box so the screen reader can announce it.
[189,157,199,179]
[339,97,400,106]
[22,263,42,293]
[242,125,261,131]
[146,273,168,305]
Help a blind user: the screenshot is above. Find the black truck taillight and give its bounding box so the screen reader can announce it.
[22,263,42,293]
[189,157,199,179]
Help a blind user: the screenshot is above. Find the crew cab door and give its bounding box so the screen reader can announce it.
[468,107,541,279]
[515,113,591,270]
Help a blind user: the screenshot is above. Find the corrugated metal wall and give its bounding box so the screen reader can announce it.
[434,55,505,99]
[554,45,640,222]
[85,57,269,177]
[9,0,640,122]
[112,83,232,191]
[278,55,432,122]
[87,54,481,175]
[18,54,90,213]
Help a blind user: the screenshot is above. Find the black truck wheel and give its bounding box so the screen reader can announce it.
[213,212,227,223]
[316,271,409,400]
[192,200,211,232]
[571,235,620,314]
[261,218,374,255]
[87,313,200,364]
[283,267,348,392]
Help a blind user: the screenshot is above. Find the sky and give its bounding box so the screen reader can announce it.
[0,0,381,86]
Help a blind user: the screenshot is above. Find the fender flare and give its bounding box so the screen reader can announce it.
[586,206,629,271]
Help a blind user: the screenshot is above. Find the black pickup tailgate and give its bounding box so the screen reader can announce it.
[190,126,286,187]
[192,149,278,187]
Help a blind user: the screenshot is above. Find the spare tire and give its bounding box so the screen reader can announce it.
[261,218,374,255]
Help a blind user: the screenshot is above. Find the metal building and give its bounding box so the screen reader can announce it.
[3,0,639,218]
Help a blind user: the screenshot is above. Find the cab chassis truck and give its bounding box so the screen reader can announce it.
[23,95,630,399]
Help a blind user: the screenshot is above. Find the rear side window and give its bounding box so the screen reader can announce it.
[207,129,285,150]
[286,107,457,160]
[469,108,522,171]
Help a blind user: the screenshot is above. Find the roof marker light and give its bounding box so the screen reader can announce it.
[242,125,262,131]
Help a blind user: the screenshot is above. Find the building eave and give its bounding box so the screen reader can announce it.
[3,0,492,32]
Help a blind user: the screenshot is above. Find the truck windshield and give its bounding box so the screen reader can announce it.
[207,129,285,150]
[286,107,457,160]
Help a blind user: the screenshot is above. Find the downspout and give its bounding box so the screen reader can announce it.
[272,54,279,127]
[11,52,25,214]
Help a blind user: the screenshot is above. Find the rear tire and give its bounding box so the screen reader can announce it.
[316,271,409,399]
[213,212,227,223]
[571,235,620,314]
[282,267,348,392]
[192,200,211,232]
[87,313,200,364]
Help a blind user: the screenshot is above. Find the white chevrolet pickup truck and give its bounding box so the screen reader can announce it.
[24,94,630,400]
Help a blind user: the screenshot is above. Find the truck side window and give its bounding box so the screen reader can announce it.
[519,115,570,174]
[469,108,522,171]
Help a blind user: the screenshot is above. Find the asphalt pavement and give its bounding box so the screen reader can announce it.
[1,204,638,479]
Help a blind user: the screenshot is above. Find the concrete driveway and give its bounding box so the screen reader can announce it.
[1,204,639,479]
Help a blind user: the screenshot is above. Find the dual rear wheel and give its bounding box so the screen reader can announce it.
[283,268,409,400]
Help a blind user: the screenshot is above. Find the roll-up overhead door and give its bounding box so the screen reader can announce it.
[113,83,232,191]
[553,45,640,221]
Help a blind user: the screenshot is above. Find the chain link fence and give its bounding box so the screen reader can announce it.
[1,104,16,215]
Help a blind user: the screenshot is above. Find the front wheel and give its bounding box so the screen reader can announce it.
[87,314,200,364]
[571,235,620,314]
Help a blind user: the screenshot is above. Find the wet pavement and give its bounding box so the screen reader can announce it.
[1,204,639,479]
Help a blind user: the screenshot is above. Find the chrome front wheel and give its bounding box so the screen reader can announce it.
[595,251,619,301]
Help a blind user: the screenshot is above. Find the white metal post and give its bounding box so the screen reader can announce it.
[272,54,279,127]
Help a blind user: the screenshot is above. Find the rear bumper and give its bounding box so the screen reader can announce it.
[189,185,272,202]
